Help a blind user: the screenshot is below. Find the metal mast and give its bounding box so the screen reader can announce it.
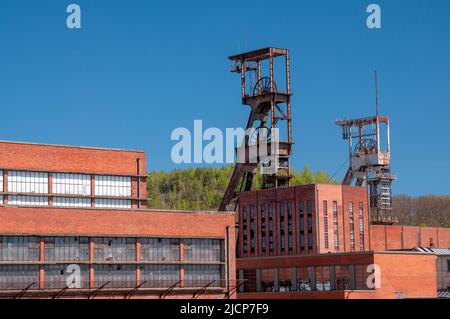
[219,48,293,211]
[336,115,395,224]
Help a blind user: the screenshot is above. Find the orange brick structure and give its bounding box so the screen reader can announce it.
[238,184,370,258]
[236,251,437,299]
[369,225,450,250]
[0,141,237,299]
[238,185,450,259]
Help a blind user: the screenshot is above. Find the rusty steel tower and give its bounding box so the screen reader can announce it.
[218,48,293,211]
[336,115,395,224]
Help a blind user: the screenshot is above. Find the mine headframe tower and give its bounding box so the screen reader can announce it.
[336,115,395,224]
[218,47,293,212]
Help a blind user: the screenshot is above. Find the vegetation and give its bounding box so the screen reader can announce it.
[147,167,450,228]
[147,165,336,210]
[392,195,450,228]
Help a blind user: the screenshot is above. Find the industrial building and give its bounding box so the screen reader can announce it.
[221,47,450,299]
[0,141,237,299]
[0,47,448,300]
[236,251,438,299]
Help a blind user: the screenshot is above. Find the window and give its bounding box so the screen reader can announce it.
[8,195,48,206]
[140,265,180,287]
[316,266,332,291]
[0,170,3,204]
[0,236,40,261]
[8,171,48,194]
[323,201,329,249]
[0,265,39,290]
[333,201,339,250]
[307,200,313,249]
[44,264,89,289]
[296,267,315,291]
[358,202,365,250]
[94,264,135,288]
[299,201,305,249]
[261,205,266,253]
[184,265,224,287]
[44,237,89,261]
[268,204,274,252]
[287,202,293,251]
[140,238,179,261]
[349,202,355,250]
[447,260,450,272]
[279,203,285,251]
[94,175,131,197]
[94,198,131,208]
[184,239,223,262]
[242,207,248,254]
[53,197,91,208]
[94,237,135,261]
[250,207,255,253]
[52,173,91,196]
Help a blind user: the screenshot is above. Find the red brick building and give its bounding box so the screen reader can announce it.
[0,141,237,299]
[238,185,450,258]
[238,184,370,258]
[236,251,438,299]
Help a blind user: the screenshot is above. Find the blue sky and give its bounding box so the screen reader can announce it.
[0,0,449,196]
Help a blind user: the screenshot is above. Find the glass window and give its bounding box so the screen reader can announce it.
[184,239,223,262]
[53,197,91,208]
[260,269,276,292]
[316,266,332,291]
[358,202,365,250]
[184,265,224,287]
[323,201,329,249]
[0,265,39,290]
[94,198,131,208]
[94,175,131,197]
[279,268,294,292]
[8,195,48,206]
[94,237,135,261]
[44,264,89,289]
[287,202,293,251]
[140,238,179,261]
[296,267,315,291]
[349,202,355,249]
[268,204,274,252]
[44,236,89,261]
[0,170,3,205]
[333,201,339,250]
[140,265,180,288]
[0,236,40,261]
[335,265,351,290]
[242,207,248,254]
[8,171,48,194]
[52,173,91,196]
[94,264,136,288]
[250,207,255,253]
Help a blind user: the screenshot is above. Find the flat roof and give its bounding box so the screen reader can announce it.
[0,140,145,154]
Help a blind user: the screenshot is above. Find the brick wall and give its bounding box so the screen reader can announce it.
[369,225,450,250]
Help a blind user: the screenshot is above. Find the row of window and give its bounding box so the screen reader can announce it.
[0,236,225,262]
[2,195,132,208]
[242,200,366,254]
[239,264,373,293]
[0,264,224,290]
[0,170,132,198]
[242,200,314,255]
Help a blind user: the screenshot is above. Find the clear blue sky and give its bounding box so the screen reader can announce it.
[0,0,449,196]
